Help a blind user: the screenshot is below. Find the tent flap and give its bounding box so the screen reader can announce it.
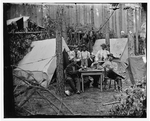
[126,56,146,85]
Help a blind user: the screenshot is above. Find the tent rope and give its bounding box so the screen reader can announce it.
[98,4,119,32]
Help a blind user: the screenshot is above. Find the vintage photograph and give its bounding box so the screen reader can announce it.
[4,3,147,118]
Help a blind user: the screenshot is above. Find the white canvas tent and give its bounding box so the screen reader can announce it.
[14,38,70,88]
[7,16,30,25]
[7,16,44,30]
[92,38,128,63]
[7,16,30,29]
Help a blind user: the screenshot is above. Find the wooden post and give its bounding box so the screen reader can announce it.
[56,5,65,97]
[135,7,139,55]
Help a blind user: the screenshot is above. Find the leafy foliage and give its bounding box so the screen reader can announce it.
[109,78,146,117]
[8,16,56,66]
[9,34,33,65]
[43,15,56,39]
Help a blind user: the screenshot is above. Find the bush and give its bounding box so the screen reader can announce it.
[109,78,146,117]
[9,34,35,65]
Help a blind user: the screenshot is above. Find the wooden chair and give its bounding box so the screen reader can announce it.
[103,67,120,91]
[103,77,121,91]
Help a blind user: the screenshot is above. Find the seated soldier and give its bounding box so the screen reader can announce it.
[102,53,125,91]
[65,59,81,94]
[90,53,104,88]
[88,52,95,67]
[90,44,109,87]
[84,53,95,88]
[95,43,110,62]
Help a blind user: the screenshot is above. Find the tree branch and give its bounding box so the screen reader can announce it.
[13,73,75,115]
[36,91,61,114]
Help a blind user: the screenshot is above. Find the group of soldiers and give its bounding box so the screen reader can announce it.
[64,43,125,95]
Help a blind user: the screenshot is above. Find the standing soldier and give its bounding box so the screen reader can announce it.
[80,44,90,68]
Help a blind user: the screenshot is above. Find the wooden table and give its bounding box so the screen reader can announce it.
[79,69,104,92]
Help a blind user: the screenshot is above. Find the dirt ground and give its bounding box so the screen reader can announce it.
[18,79,131,116]
[62,80,131,116]
[63,88,117,115]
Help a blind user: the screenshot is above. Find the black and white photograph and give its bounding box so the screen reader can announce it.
[3,2,147,118]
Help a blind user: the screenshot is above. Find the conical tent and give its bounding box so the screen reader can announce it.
[14,38,70,88]
[93,38,146,85]
[7,16,44,30]
[7,16,29,25]
[92,38,129,78]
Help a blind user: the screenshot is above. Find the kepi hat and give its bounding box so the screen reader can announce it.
[100,43,107,49]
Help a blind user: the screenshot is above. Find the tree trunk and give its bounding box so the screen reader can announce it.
[56,5,65,97]
[75,4,78,44]
[128,33,135,56]
[85,5,87,26]
[84,5,86,25]
[88,4,94,52]
[119,3,122,36]
[41,4,43,26]
[91,4,94,28]
[135,7,139,55]
[62,7,68,44]
[76,4,78,27]
[105,5,110,50]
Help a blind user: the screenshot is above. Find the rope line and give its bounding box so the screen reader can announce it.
[98,4,119,32]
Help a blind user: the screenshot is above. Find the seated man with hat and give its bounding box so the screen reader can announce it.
[89,44,109,88]
[95,43,110,62]
[102,53,125,91]
[65,58,81,94]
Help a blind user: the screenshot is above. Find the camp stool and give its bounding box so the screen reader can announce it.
[102,77,116,90]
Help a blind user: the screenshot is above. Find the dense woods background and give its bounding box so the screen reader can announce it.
[6,3,146,38]
[4,3,147,117]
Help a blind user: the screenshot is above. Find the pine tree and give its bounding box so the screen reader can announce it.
[105,4,110,50]
[56,5,65,97]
